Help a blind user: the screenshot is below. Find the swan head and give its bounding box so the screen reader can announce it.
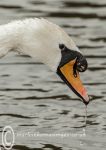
[5,18,89,104]
[57,44,89,105]
[29,18,90,105]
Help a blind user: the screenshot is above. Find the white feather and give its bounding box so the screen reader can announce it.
[0,18,79,71]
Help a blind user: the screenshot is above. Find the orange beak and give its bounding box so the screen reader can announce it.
[58,59,89,105]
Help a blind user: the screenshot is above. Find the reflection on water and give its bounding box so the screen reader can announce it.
[0,0,106,150]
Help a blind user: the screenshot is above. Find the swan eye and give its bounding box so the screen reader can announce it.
[59,44,65,51]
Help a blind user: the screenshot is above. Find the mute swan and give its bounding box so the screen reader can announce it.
[0,18,89,104]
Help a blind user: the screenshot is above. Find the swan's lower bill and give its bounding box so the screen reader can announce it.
[57,59,89,105]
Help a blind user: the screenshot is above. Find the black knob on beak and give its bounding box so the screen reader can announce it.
[76,56,88,72]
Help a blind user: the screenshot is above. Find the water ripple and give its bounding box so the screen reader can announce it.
[0,5,22,9]
[84,82,106,86]
[19,124,37,126]
[15,95,71,100]
[0,88,50,92]
[88,67,106,71]
[90,37,106,42]
[13,145,43,150]
[47,12,106,20]
[0,113,35,119]
[13,144,63,150]
[90,95,104,101]
[64,1,106,8]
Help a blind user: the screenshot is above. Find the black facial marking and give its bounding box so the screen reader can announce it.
[58,44,78,67]
[58,44,88,73]
[57,44,88,104]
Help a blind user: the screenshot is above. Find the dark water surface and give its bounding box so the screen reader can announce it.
[0,0,106,150]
